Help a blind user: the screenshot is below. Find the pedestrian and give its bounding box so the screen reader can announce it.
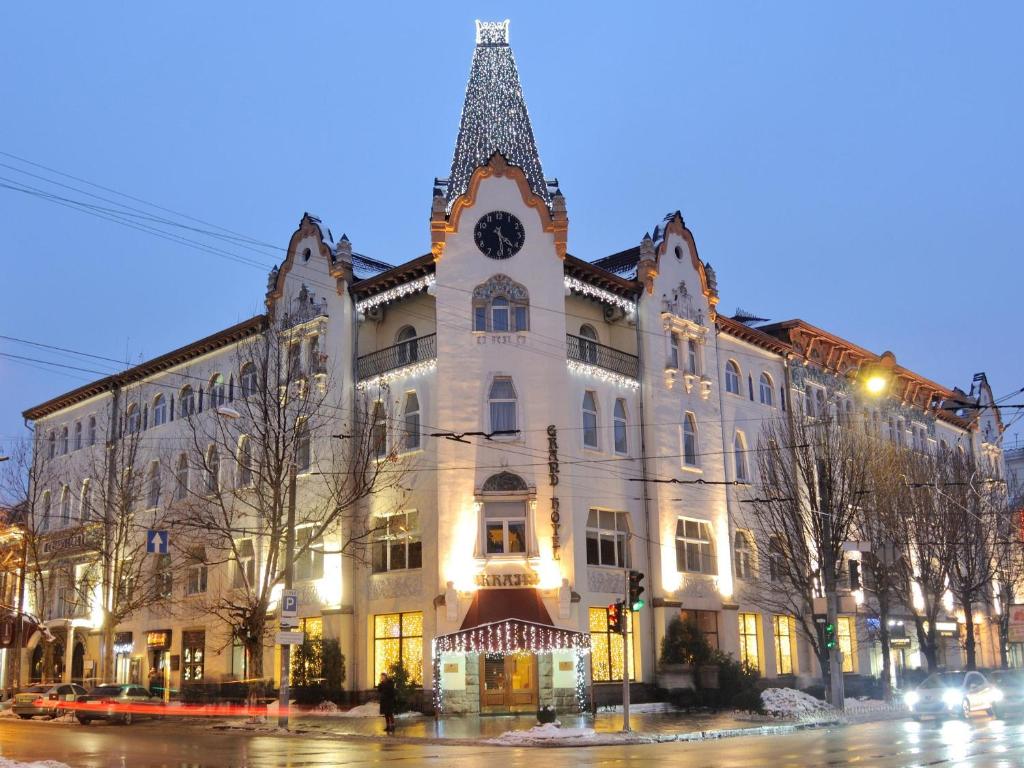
[378,672,397,734]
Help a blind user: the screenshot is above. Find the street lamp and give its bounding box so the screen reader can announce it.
[860,351,896,397]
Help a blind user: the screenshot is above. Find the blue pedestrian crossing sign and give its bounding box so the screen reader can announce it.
[147,530,169,555]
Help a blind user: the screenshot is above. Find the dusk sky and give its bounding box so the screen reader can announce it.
[1,2,1021,449]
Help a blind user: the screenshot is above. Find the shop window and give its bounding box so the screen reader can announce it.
[371,511,421,573]
[589,606,634,682]
[838,616,856,673]
[773,615,795,675]
[738,612,760,671]
[374,612,423,684]
[679,609,719,650]
[182,631,205,683]
[585,509,630,568]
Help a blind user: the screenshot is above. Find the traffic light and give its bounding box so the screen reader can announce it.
[608,602,624,634]
[824,621,837,650]
[628,570,646,611]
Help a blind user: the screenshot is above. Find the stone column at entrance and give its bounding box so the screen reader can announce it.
[62,623,74,683]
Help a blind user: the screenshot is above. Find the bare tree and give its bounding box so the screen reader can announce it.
[168,316,406,705]
[991,496,1024,668]
[745,409,872,697]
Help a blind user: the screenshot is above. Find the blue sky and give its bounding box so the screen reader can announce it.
[0,2,1021,448]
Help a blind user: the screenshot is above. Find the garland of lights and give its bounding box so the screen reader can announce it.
[567,359,640,390]
[356,359,437,391]
[431,619,592,714]
[564,276,637,314]
[355,275,435,314]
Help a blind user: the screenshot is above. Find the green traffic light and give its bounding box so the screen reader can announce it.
[631,599,645,611]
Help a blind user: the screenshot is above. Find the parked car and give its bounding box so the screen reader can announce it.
[904,671,1002,719]
[988,670,1024,718]
[11,683,88,719]
[75,684,163,725]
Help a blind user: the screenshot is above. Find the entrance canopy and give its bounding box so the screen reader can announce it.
[0,609,39,648]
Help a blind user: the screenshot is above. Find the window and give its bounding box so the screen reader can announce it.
[59,426,69,455]
[396,326,418,366]
[686,339,699,375]
[816,389,827,419]
[582,391,599,449]
[155,554,172,599]
[295,420,311,472]
[488,377,517,433]
[371,511,422,573]
[734,530,753,580]
[73,422,82,451]
[675,518,715,574]
[87,416,97,446]
[805,388,818,418]
[146,462,161,509]
[738,613,760,671]
[768,536,787,582]
[294,526,324,581]
[734,432,749,482]
[210,375,226,409]
[206,446,220,494]
[748,375,754,401]
[182,631,205,683]
[682,413,698,467]
[180,386,195,417]
[373,612,423,684]
[668,333,680,369]
[773,616,795,675]
[287,343,302,379]
[240,364,257,398]
[589,606,634,682]
[725,361,740,395]
[484,501,528,556]
[679,610,719,650]
[41,491,51,531]
[613,399,628,455]
[237,436,253,487]
[837,616,856,673]
[233,540,256,589]
[308,334,322,374]
[174,454,189,501]
[585,509,630,567]
[403,392,420,451]
[371,402,387,460]
[80,480,92,521]
[472,275,529,332]
[59,486,71,525]
[125,405,141,434]
[186,550,208,596]
[47,431,56,460]
[759,374,773,406]
[579,325,599,364]
[152,395,167,427]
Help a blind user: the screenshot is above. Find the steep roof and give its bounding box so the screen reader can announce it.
[447,20,548,209]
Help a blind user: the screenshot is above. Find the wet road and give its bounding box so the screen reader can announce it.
[4,715,1024,767]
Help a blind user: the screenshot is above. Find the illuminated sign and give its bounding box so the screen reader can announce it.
[547,425,561,560]
[474,572,540,589]
[146,630,172,650]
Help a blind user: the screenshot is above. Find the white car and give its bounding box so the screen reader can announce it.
[904,671,1002,720]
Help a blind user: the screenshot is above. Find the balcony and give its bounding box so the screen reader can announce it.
[357,334,437,381]
[566,334,639,381]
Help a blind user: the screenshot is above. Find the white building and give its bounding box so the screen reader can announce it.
[13,20,1007,710]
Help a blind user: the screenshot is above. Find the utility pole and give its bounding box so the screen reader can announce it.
[11,527,28,693]
[621,566,631,732]
[277,462,297,729]
[821,502,845,710]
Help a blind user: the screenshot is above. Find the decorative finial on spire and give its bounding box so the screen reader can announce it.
[476,19,510,46]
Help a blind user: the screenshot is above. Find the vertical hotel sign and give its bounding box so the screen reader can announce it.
[547,425,561,559]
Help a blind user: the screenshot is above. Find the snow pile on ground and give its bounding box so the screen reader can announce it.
[761,688,834,718]
[486,723,597,744]
[314,700,339,713]
[329,701,420,718]
[0,759,73,768]
[597,701,677,714]
[844,697,897,712]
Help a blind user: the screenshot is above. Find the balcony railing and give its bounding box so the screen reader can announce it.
[357,334,437,381]
[566,334,639,380]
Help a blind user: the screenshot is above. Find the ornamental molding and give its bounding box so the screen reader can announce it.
[661,312,708,342]
[473,274,529,302]
[356,359,437,391]
[369,572,423,601]
[654,213,719,319]
[587,568,626,594]
[564,276,636,314]
[355,275,435,315]
[267,214,347,311]
[566,359,640,390]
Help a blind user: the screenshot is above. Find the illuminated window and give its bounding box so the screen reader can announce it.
[182,631,205,683]
[589,606,634,682]
[773,615,795,675]
[483,501,527,556]
[837,616,856,673]
[373,612,423,684]
[585,509,630,568]
[738,612,760,671]
[371,511,421,573]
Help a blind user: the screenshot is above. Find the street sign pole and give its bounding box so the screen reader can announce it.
[621,565,631,733]
[278,463,297,729]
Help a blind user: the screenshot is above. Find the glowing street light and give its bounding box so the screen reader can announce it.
[861,351,896,398]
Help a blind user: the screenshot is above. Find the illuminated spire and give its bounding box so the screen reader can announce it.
[447,20,548,209]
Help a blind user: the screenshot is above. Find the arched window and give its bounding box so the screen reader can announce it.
[47,431,56,460]
[734,432,749,482]
[734,531,753,580]
[481,472,530,556]
[73,422,82,451]
[59,426,69,455]
[396,326,418,366]
[206,446,220,494]
[60,485,71,524]
[748,375,754,401]
[237,436,253,487]
[682,413,698,467]
[759,373,774,406]
[613,399,628,455]
[371,402,387,459]
[210,374,227,409]
[815,389,827,420]
[488,377,517,434]
[687,339,699,375]
[582,391,599,449]
[404,392,420,451]
[175,454,189,500]
[240,364,258,399]
[295,420,311,472]
[153,395,167,426]
[725,361,740,395]
[147,462,161,509]
[579,324,599,364]
[180,386,195,417]
[125,404,141,434]
[41,490,51,531]
[80,480,92,521]
[87,416,97,446]
[472,274,529,332]
[668,333,680,369]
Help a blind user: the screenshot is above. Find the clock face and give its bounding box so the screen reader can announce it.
[474,211,525,259]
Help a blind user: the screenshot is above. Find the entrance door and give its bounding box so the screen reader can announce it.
[479,653,538,711]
